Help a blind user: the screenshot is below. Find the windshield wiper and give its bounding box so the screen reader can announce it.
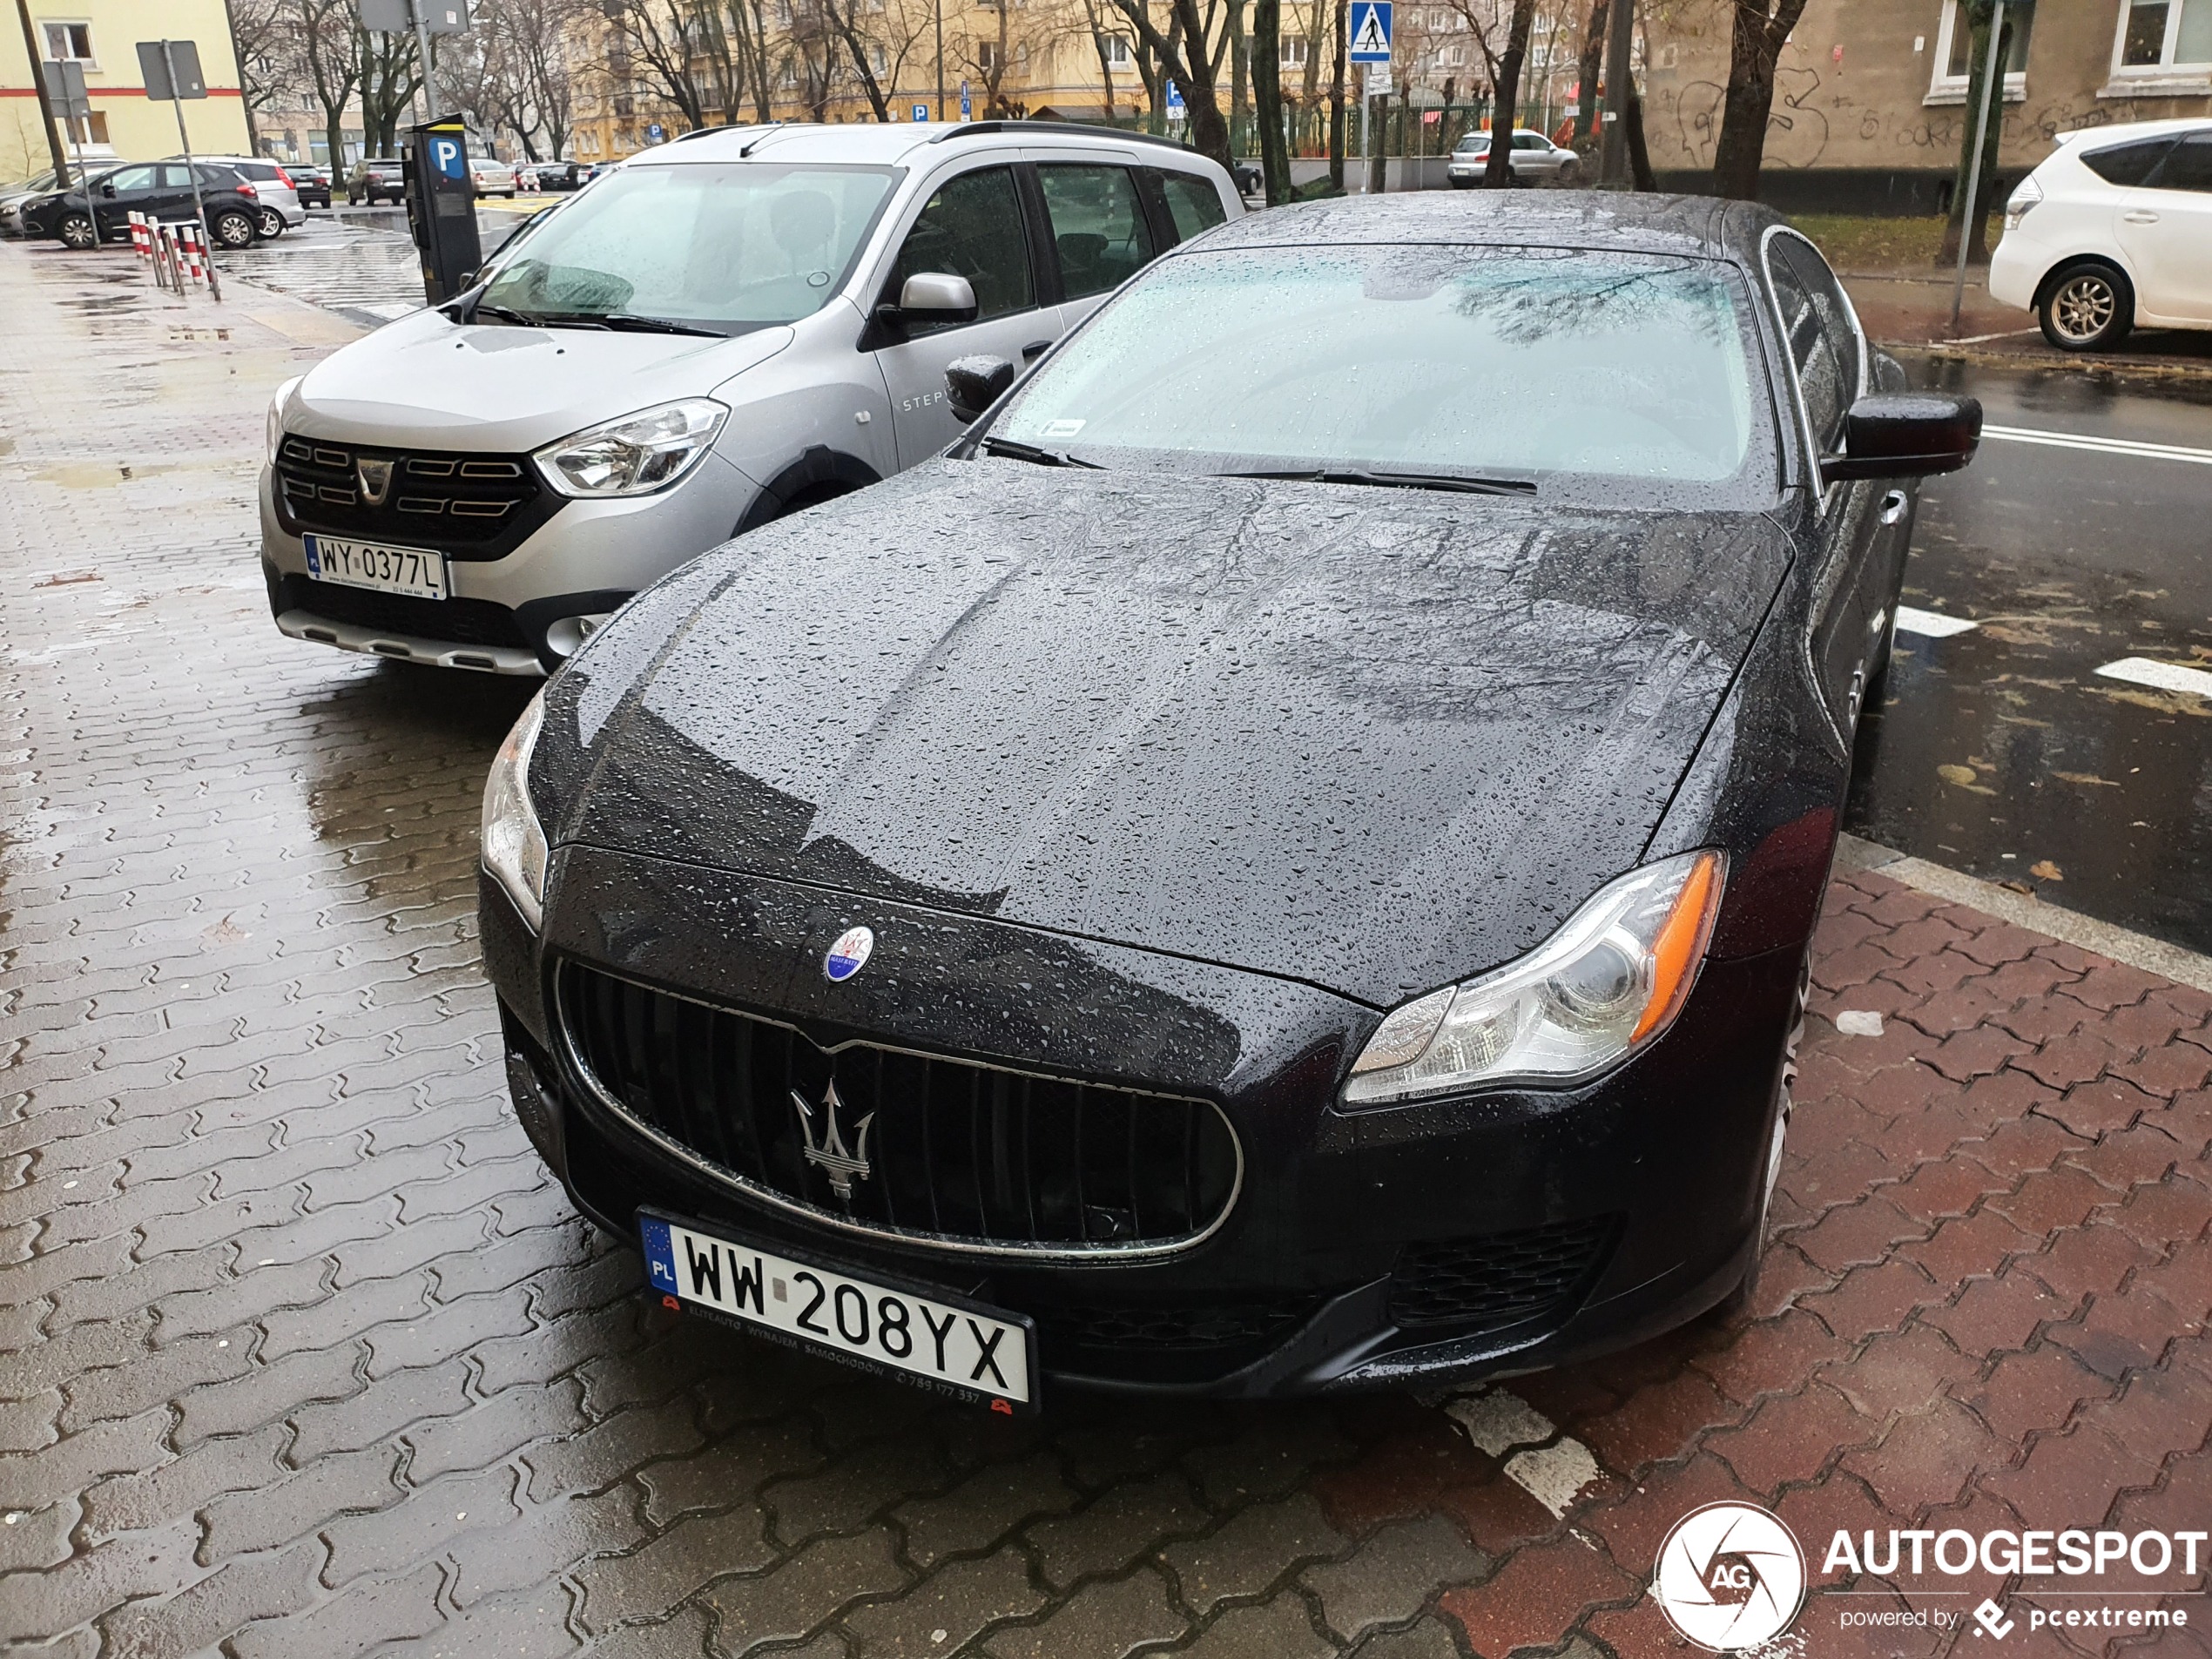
[980,437,1100,469]
[595,314,725,337]
[1222,467,1536,496]
[471,302,540,327]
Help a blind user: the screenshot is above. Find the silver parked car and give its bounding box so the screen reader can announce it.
[260,121,1243,674]
[0,169,60,237]
[1447,129,1582,186]
[187,156,307,236]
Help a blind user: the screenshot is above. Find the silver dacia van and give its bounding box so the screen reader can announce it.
[260,122,1242,674]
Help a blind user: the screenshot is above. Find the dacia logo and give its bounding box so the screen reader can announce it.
[355,456,395,505]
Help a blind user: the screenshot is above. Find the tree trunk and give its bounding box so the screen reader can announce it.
[1251,0,1291,201]
[1327,0,1345,189]
[1366,87,1385,192]
[1626,84,1654,188]
[1482,0,1532,188]
[1710,0,1808,201]
[1574,0,1606,147]
[1230,3,1248,162]
[1941,3,2010,264]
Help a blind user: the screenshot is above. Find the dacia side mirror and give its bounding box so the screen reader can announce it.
[885,271,978,326]
[945,354,1015,424]
[1820,392,1983,484]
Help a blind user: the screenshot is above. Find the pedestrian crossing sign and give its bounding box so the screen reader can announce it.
[1349,1,1392,62]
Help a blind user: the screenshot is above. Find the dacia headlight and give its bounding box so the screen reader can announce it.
[482,692,549,929]
[532,398,728,497]
[1344,850,1727,1106]
[266,376,301,462]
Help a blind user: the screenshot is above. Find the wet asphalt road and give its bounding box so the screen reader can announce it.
[1848,356,2212,955]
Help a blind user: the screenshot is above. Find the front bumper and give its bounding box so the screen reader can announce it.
[481,846,1799,1398]
[259,450,759,673]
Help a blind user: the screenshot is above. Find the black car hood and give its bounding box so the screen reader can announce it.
[548,462,1789,1008]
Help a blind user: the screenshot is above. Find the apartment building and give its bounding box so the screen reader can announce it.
[2,0,252,180]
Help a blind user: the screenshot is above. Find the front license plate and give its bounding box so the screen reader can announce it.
[302,533,448,600]
[639,1211,1037,1409]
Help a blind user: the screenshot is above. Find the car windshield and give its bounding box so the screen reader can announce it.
[988,243,1770,502]
[476,161,897,334]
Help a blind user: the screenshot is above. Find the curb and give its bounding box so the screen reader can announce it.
[1836,833,2212,995]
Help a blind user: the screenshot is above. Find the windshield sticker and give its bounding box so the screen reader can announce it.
[1040,419,1086,439]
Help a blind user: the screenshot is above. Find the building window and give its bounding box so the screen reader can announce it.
[2114,0,2212,72]
[977,40,999,71]
[64,111,109,145]
[1280,35,1307,67]
[869,43,887,71]
[1927,0,2031,103]
[43,20,94,62]
[1105,34,1130,67]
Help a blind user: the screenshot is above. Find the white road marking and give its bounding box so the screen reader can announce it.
[1982,423,2212,467]
[1444,1390,1600,1518]
[2095,657,2212,699]
[1503,1440,1602,1518]
[1894,605,1979,637]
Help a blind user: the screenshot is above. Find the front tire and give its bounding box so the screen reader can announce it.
[1711,960,1806,1321]
[256,207,284,239]
[2039,260,2133,352]
[211,209,257,249]
[57,212,96,249]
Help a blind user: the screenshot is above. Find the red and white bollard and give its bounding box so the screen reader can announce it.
[128,211,148,260]
[179,223,206,284]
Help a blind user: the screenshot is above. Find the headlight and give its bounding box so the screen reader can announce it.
[1343,849,1727,1107]
[532,398,728,497]
[2003,176,2042,232]
[266,376,301,463]
[482,692,549,929]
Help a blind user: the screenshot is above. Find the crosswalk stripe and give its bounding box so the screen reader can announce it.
[2095,657,2212,699]
[1982,423,2212,466]
[1895,605,1979,637]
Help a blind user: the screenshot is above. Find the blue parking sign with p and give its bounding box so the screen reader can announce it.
[1349,0,1392,61]
[430,137,466,180]
[913,102,929,121]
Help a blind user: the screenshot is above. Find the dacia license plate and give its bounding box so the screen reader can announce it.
[302,533,448,600]
[638,1210,1037,1409]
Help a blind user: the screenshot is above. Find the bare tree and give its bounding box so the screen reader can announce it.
[358,24,421,156]
[1940,0,2017,263]
[1103,0,1241,168]
[1710,0,1808,199]
[1440,0,1537,185]
[1251,0,1289,199]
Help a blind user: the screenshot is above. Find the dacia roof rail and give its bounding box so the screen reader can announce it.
[928,120,1194,152]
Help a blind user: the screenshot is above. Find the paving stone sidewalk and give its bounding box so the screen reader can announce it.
[2,246,2209,1659]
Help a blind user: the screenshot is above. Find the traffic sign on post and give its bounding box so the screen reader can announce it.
[960,79,972,118]
[913,103,929,121]
[647,122,664,142]
[136,39,206,98]
[40,60,89,121]
[359,0,471,34]
[1163,79,1185,119]
[1348,1,1392,62]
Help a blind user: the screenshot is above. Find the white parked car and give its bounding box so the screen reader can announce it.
[260,122,1241,674]
[1447,129,1581,186]
[470,157,519,198]
[1990,118,2212,352]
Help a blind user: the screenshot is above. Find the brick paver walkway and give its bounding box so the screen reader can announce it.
[3,244,2208,1658]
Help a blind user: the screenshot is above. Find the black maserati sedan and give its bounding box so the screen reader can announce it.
[476,193,1977,1406]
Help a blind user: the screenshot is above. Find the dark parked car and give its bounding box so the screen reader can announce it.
[19,162,263,249]
[477,194,1979,1406]
[347,157,407,204]
[521,158,586,191]
[291,163,334,208]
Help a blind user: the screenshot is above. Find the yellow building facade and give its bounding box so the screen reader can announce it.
[2,0,253,182]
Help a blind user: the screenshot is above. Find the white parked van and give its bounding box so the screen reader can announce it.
[260,122,1241,674]
[1989,118,2212,352]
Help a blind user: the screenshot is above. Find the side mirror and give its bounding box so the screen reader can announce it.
[1820,392,1982,485]
[887,271,978,325]
[945,354,1015,424]
[98,181,117,198]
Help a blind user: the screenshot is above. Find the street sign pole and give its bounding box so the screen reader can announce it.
[1950,0,2006,336]
[39,62,91,224]
[1347,1,1390,193]
[409,0,436,125]
[158,41,221,300]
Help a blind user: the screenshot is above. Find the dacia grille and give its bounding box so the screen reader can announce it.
[274,435,548,553]
[558,964,1242,1257]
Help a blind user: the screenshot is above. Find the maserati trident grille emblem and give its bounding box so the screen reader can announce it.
[355,457,394,505]
[792,1081,874,1202]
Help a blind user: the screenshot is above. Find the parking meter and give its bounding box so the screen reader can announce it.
[405,117,482,303]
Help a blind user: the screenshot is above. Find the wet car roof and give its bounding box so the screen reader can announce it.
[1190,191,1785,264]
[627,120,1216,171]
